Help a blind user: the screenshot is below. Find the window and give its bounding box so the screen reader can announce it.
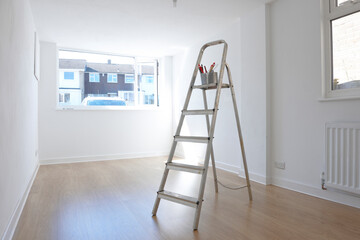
[89,73,100,82]
[322,0,360,99]
[118,91,135,102]
[58,49,158,108]
[59,93,70,103]
[107,73,118,83]
[64,72,74,80]
[142,75,154,83]
[125,74,134,83]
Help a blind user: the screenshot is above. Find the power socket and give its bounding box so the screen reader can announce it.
[275,161,285,170]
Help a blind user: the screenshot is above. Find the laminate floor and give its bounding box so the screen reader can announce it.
[13,157,360,240]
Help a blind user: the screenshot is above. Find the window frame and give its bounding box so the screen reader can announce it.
[89,73,100,83]
[107,73,118,83]
[321,0,360,100]
[125,74,135,83]
[142,74,154,83]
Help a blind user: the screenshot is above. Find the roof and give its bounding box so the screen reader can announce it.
[85,63,135,74]
[59,59,155,74]
[85,63,154,75]
[59,59,86,69]
[141,65,154,75]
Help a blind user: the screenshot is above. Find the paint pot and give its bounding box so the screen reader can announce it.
[200,72,218,85]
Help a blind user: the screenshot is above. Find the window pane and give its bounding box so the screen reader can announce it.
[107,74,117,83]
[64,72,74,80]
[89,73,100,82]
[337,0,351,6]
[138,63,156,105]
[332,11,360,90]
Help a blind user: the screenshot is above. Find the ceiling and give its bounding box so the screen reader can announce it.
[30,0,267,57]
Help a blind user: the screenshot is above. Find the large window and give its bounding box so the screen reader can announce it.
[322,0,360,99]
[58,50,158,108]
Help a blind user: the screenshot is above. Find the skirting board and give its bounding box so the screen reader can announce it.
[271,177,360,209]
[40,151,169,165]
[174,151,267,185]
[1,164,39,240]
[175,151,360,209]
[215,161,267,185]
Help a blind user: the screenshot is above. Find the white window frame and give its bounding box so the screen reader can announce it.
[107,73,118,83]
[125,74,135,83]
[89,73,100,82]
[322,0,360,100]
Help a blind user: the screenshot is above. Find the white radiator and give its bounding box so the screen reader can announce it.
[325,122,360,195]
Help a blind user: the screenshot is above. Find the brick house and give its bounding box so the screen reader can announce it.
[59,59,155,106]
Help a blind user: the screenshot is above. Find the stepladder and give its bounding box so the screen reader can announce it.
[152,40,252,230]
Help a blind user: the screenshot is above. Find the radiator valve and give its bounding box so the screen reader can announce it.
[321,172,327,190]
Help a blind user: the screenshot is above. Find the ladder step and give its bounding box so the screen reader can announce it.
[193,83,230,90]
[182,109,215,115]
[157,190,199,208]
[167,162,205,174]
[174,136,210,143]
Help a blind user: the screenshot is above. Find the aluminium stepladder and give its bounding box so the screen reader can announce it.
[152,40,252,230]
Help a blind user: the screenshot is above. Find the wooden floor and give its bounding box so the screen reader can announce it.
[13,157,360,240]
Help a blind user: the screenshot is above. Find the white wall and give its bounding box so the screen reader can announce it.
[172,4,269,184]
[172,0,360,208]
[0,0,39,239]
[240,5,270,183]
[39,42,173,164]
[270,0,360,207]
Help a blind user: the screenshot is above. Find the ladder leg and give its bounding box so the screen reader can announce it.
[153,85,191,215]
[194,47,227,230]
[202,90,218,193]
[193,141,213,230]
[152,141,178,215]
[226,63,253,201]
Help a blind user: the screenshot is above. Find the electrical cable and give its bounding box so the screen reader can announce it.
[216,179,248,190]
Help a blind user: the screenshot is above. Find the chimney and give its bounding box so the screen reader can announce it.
[108,59,111,64]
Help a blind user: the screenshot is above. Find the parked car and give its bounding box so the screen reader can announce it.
[82,97,126,106]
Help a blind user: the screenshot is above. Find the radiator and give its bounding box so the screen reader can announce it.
[325,122,360,195]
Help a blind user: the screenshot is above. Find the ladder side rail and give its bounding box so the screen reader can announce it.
[202,90,219,193]
[152,140,178,215]
[153,43,207,216]
[193,42,228,230]
[193,140,213,230]
[180,47,206,113]
[225,63,253,201]
[178,39,228,135]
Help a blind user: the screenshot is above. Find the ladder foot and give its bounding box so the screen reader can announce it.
[152,197,161,216]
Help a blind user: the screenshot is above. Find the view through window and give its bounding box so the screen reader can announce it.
[332,10,360,90]
[58,50,158,107]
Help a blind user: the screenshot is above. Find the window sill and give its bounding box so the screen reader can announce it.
[56,105,160,111]
[318,95,360,102]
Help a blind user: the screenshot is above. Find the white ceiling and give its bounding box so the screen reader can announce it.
[30,0,267,57]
